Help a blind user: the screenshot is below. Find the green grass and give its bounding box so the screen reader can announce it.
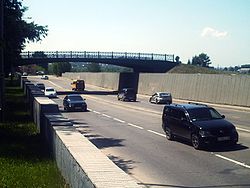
[168,64,239,74]
[0,79,68,188]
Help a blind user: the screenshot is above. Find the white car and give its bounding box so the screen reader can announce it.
[41,75,49,80]
[44,87,57,98]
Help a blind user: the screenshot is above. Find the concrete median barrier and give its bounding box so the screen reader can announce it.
[24,79,142,188]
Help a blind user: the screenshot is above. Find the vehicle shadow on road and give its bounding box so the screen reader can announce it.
[57,90,118,96]
[173,138,248,152]
[205,143,248,152]
[138,182,250,188]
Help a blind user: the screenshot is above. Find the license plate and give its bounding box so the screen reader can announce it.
[75,107,82,110]
[218,136,230,141]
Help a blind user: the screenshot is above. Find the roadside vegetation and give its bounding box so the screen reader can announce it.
[0,79,68,188]
[168,64,241,74]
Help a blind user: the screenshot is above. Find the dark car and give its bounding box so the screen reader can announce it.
[63,94,87,112]
[117,88,136,102]
[35,83,45,91]
[149,92,172,104]
[162,103,238,149]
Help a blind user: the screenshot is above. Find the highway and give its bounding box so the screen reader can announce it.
[29,76,250,188]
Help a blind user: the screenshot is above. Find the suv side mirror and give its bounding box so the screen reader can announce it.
[221,115,225,119]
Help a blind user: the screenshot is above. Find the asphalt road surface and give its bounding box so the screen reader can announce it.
[29,76,250,188]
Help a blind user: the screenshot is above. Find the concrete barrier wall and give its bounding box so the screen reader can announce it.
[26,81,141,188]
[64,72,120,90]
[63,72,250,107]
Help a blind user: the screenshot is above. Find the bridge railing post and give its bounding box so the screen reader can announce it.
[152,53,153,60]
[125,52,127,59]
[98,51,100,58]
[138,53,140,60]
[28,51,30,58]
[165,54,166,61]
[70,51,72,58]
[56,51,58,58]
[84,51,86,58]
[111,52,113,59]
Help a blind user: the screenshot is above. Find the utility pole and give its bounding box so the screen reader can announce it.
[0,0,4,122]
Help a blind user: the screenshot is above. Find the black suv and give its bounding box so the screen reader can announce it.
[63,94,87,112]
[117,88,136,102]
[162,103,238,149]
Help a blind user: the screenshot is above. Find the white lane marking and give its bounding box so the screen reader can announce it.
[214,154,250,169]
[88,108,93,111]
[127,123,144,130]
[102,113,112,118]
[236,127,250,133]
[147,130,165,137]
[48,81,65,90]
[113,118,125,123]
[93,111,101,114]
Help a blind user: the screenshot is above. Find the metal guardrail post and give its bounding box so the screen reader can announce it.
[125,52,127,59]
[111,52,113,59]
[165,54,166,61]
[56,51,58,58]
[70,51,72,58]
[98,51,100,58]
[138,53,140,60]
[84,51,86,58]
[152,53,154,60]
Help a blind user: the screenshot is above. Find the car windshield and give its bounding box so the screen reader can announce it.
[159,93,170,97]
[188,108,222,121]
[46,88,55,92]
[68,96,83,101]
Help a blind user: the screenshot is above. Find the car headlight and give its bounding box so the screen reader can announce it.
[69,104,72,107]
[199,130,211,137]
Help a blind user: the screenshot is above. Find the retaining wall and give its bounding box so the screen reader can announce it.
[24,80,141,188]
[63,72,250,107]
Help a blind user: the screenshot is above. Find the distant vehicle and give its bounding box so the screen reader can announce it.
[63,94,87,112]
[44,87,57,98]
[41,75,49,80]
[117,88,136,102]
[36,71,44,75]
[35,83,45,91]
[71,80,85,91]
[22,72,28,76]
[162,103,239,149]
[149,92,172,104]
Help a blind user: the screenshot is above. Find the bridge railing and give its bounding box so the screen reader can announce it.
[20,51,174,62]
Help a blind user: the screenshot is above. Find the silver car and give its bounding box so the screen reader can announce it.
[149,92,172,104]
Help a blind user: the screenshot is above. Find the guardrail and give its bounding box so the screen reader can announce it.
[20,51,175,62]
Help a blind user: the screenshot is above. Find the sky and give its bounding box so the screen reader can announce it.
[23,0,250,68]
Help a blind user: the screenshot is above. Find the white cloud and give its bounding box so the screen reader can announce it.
[201,27,228,38]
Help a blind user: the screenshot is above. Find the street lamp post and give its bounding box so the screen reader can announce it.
[0,0,4,122]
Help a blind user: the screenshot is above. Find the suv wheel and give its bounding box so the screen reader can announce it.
[165,127,174,140]
[191,134,202,149]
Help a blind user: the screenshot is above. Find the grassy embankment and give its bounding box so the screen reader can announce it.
[168,64,239,74]
[0,79,68,188]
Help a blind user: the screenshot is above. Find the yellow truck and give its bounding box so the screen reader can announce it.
[71,80,85,91]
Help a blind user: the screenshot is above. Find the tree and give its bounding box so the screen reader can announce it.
[50,62,71,76]
[87,62,101,72]
[191,53,211,67]
[32,51,48,72]
[3,0,48,75]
